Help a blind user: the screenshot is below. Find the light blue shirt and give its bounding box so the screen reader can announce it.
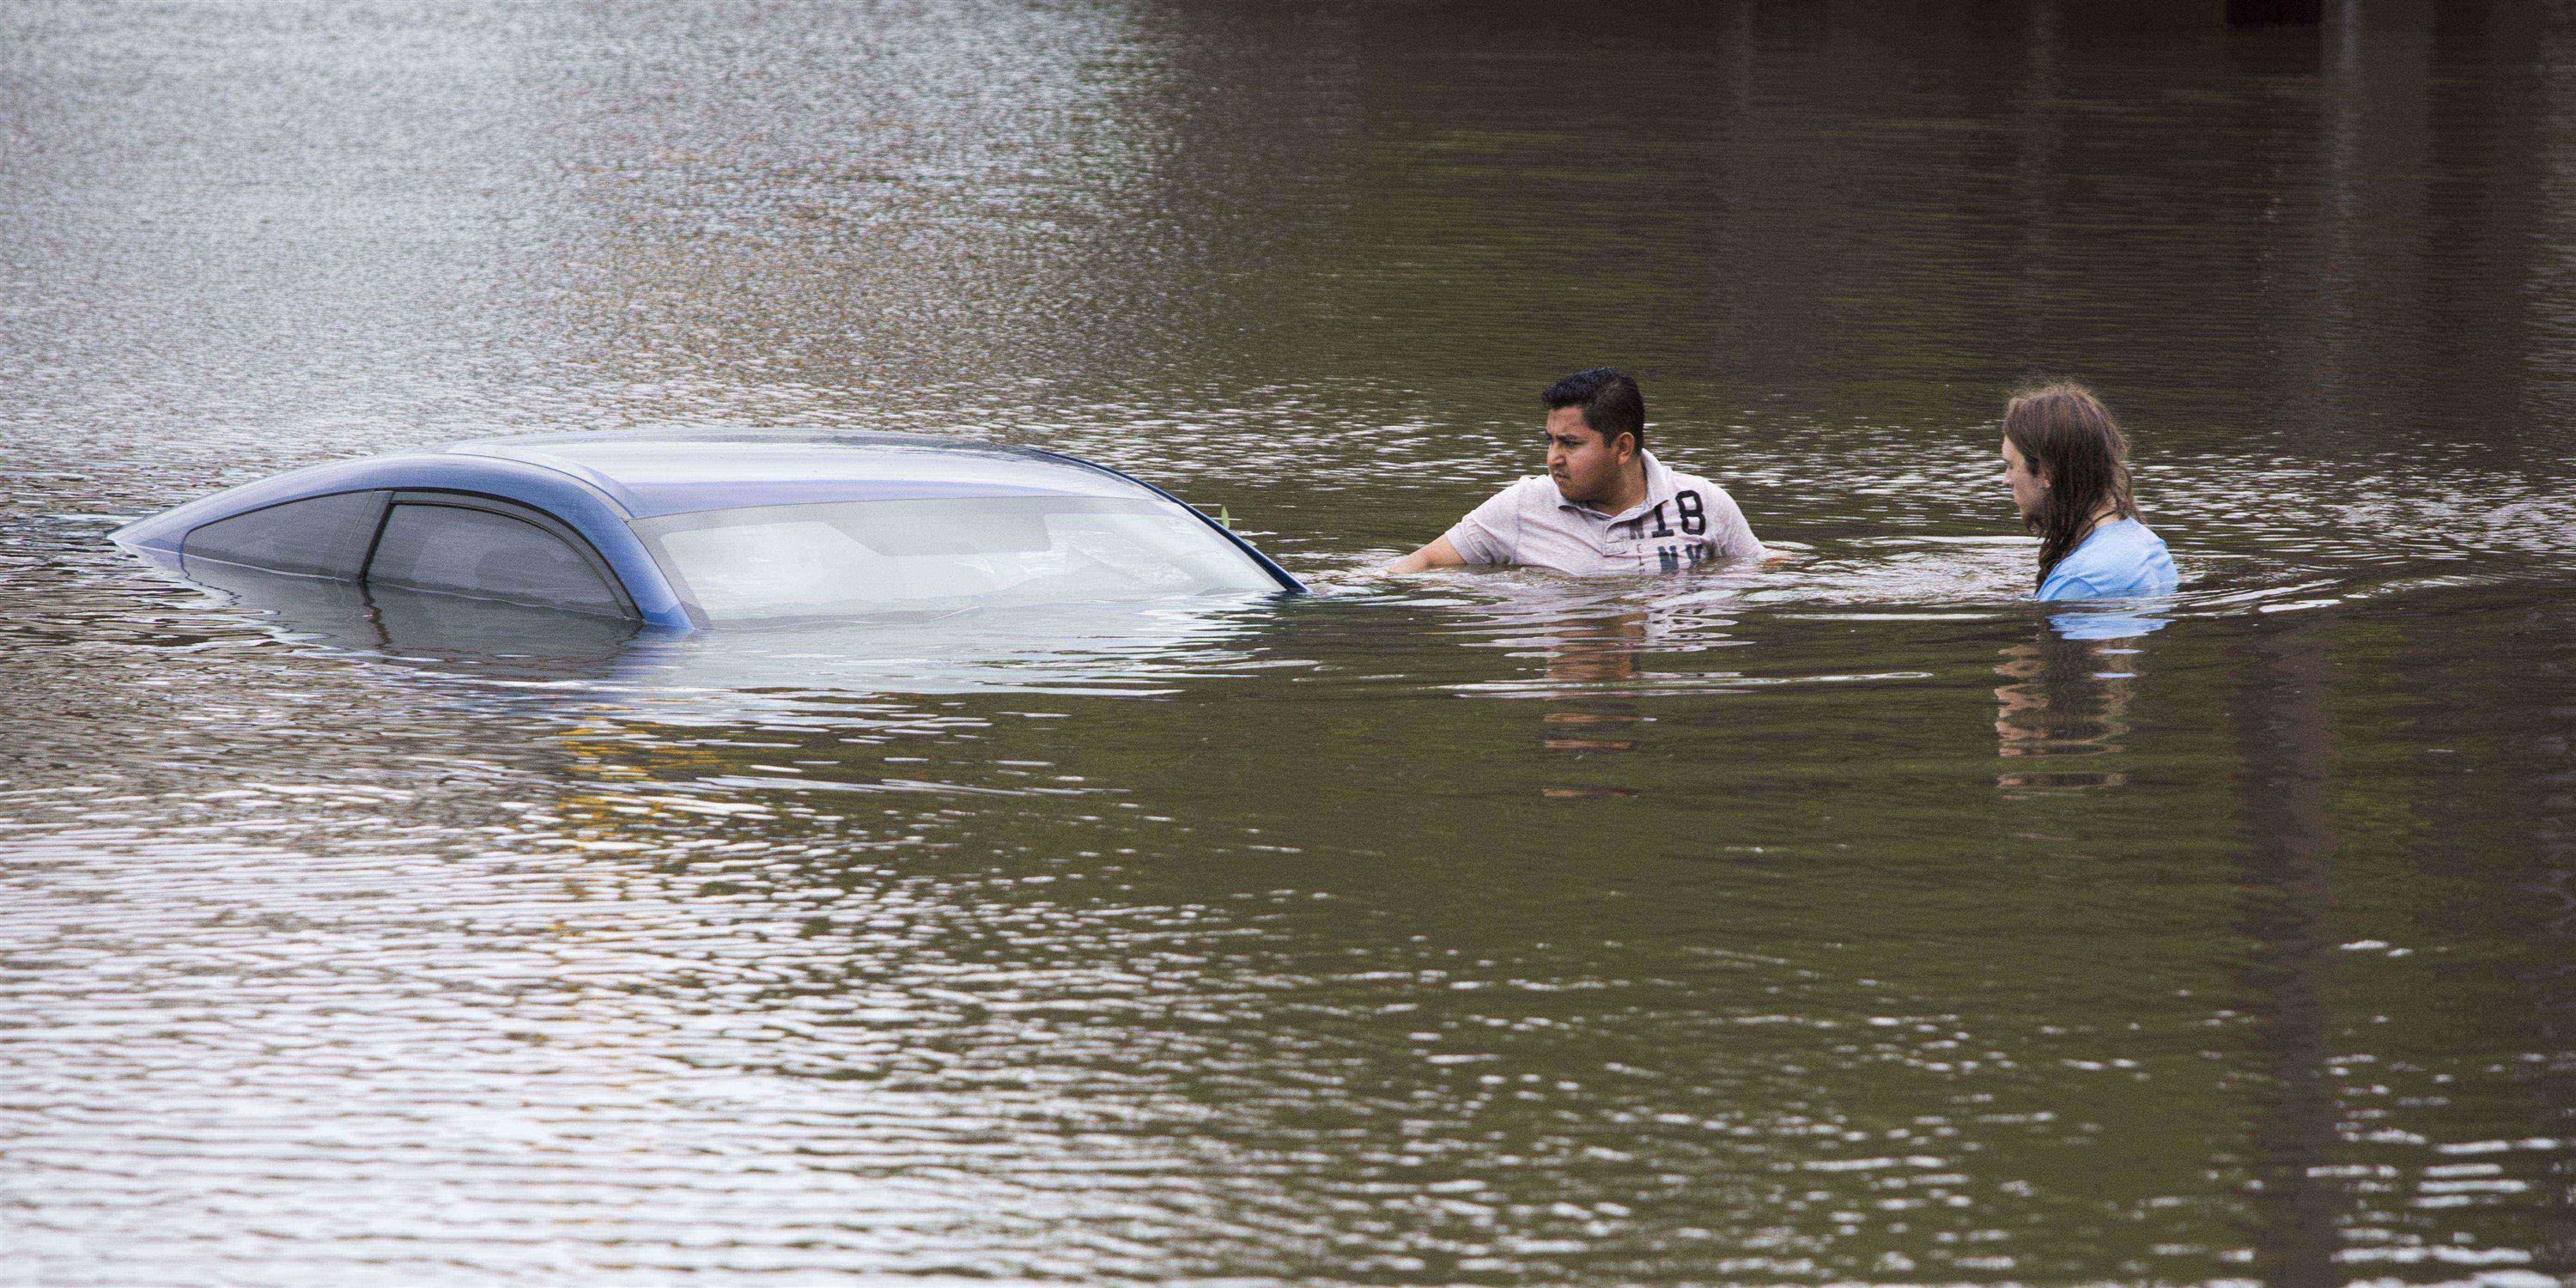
[2038,518,2176,601]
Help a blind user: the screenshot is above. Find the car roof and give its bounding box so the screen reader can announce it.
[444,428,1151,519]
[111,426,1303,622]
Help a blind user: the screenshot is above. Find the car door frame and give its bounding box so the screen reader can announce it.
[368,490,642,621]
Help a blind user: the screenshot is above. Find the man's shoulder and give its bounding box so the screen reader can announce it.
[1659,466,1741,520]
[1474,474,1559,510]
[1656,465,1740,504]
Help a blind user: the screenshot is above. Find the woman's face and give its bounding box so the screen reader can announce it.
[2001,435,2048,519]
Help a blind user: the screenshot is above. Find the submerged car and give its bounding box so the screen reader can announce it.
[112,428,1304,629]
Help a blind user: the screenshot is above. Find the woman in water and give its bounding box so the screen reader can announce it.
[1999,383,2177,600]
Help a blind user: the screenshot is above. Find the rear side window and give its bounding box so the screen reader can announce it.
[181,490,386,578]
[633,495,1280,623]
[365,502,628,618]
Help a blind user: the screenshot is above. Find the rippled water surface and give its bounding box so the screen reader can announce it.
[6,2,2576,1284]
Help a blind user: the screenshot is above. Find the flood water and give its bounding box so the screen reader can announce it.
[5,2,2575,1283]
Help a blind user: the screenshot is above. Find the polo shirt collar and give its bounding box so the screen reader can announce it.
[1558,450,1674,522]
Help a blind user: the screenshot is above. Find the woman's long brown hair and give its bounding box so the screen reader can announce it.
[2003,383,2137,587]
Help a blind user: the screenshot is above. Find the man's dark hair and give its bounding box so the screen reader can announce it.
[1541,368,1645,452]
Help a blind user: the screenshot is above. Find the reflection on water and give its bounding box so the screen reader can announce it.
[183,561,642,673]
[180,559,1296,706]
[7,0,2576,1282]
[1534,611,1649,800]
[2231,625,2342,1287]
[1993,633,2138,792]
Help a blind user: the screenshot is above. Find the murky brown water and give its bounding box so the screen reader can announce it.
[6,2,2575,1283]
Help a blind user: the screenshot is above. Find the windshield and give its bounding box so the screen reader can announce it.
[633,495,1283,623]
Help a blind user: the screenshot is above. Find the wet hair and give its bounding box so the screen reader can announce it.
[1542,368,1645,453]
[2003,381,2139,587]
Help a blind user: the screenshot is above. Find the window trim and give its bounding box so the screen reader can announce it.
[368,490,640,621]
[180,489,392,580]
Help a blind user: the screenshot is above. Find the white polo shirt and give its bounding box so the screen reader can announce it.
[1442,450,1765,574]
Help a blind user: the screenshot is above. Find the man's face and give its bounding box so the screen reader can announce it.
[1546,406,1630,507]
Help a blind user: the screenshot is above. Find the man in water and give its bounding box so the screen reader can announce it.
[1386,368,1766,574]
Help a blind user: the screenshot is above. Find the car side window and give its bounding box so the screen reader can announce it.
[181,489,387,578]
[365,502,628,617]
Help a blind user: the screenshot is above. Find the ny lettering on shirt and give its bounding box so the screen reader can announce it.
[1441,450,1765,574]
